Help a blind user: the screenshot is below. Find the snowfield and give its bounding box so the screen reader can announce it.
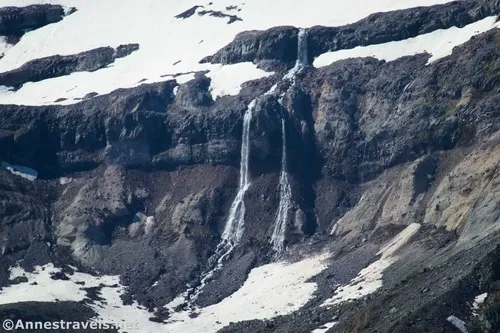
[314,17,500,67]
[1,255,328,333]
[0,0,456,105]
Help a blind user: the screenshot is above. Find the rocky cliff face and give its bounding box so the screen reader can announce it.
[0,4,74,50]
[0,1,499,333]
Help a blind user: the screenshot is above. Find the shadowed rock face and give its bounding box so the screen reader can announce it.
[0,5,72,35]
[0,4,75,48]
[0,2,499,332]
[204,26,300,64]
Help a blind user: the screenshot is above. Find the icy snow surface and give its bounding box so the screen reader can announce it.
[314,17,500,67]
[0,0,454,105]
[322,223,421,307]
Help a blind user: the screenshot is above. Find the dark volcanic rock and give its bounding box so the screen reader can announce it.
[198,10,242,24]
[175,5,203,19]
[175,5,242,24]
[205,26,299,64]
[0,44,140,88]
[0,4,72,35]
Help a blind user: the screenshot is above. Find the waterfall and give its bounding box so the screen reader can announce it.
[270,28,308,255]
[173,28,310,305]
[296,29,308,67]
[270,117,292,254]
[284,28,308,80]
[221,101,253,244]
[185,100,255,305]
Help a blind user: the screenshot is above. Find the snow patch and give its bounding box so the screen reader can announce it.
[322,223,421,307]
[1,161,38,181]
[0,85,13,92]
[0,254,328,332]
[59,176,73,185]
[447,315,469,333]
[473,293,488,308]
[0,263,156,331]
[145,216,155,235]
[0,0,455,105]
[206,63,273,100]
[314,17,499,67]
[472,292,488,315]
[0,263,119,304]
[164,254,329,333]
[312,321,337,333]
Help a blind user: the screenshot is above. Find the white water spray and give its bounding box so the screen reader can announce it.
[270,28,308,255]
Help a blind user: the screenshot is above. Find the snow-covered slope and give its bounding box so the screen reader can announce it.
[314,17,500,67]
[0,0,455,105]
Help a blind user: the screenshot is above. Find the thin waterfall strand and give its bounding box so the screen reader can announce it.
[270,28,308,255]
[221,102,253,244]
[270,118,292,253]
[186,100,255,304]
[284,28,308,80]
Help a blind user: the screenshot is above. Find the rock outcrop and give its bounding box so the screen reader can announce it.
[0,5,74,47]
[0,44,139,88]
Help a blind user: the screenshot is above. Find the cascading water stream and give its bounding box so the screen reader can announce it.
[270,116,292,254]
[270,28,308,255]
[185,100,255,305]
[221,101,254,244]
